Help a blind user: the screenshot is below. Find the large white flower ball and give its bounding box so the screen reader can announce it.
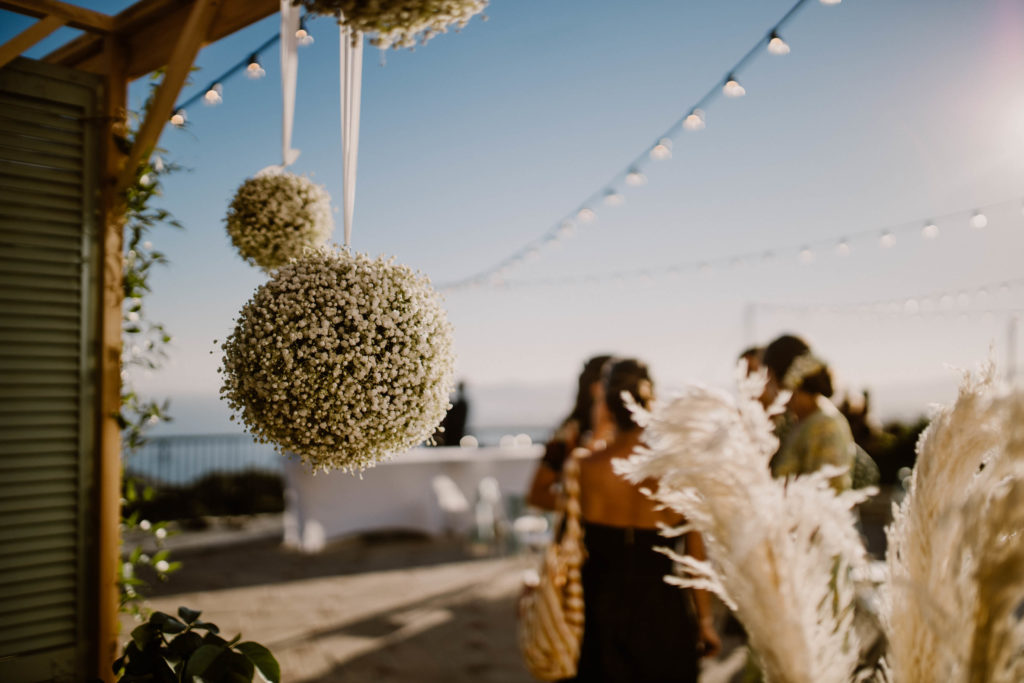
[298,0,488,50]
[219,248,455,471]
[225,170,334,270]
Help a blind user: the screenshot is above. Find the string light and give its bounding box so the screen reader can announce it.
[921,221,939,239]
[650,138,672,161]
[203,83,223,105]
[625,169,648,187]
[970,211,988,229]
[767,31,791,55]
[577,208,595,223]
[684,109,707,131]
[296,18,314,46]
[820,0,841,4]
[835,239,851,256]
[799,246,815,264]
[169,109,186,127]
[246,53,266,79]
[557,219,576,237]
[879,230,896,248]
[723,75,746,97]
[603,190,625,207]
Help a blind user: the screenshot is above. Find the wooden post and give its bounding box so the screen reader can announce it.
[96,33,128,683]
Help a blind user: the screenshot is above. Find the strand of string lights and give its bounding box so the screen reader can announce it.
[753,275,1024,320]
[466,197,1024,290]
[167,17,315,127]
[441,0,846,292]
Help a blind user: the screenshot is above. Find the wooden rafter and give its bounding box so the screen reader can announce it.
[43,0,278,81]
[116,0,222,193]
[0,14,67,70]
[0,0,113,33]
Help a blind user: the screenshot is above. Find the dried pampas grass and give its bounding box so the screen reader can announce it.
[880,363,1024,683]
[616,368,872,683]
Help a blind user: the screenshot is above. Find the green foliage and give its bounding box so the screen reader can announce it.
[118,122,184,618]
[869,417,930,485]
[124,472,285,522]
[114,607,280,683]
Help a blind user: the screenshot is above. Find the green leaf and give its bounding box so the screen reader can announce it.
[193,620,220,634]
[167,630,203,659]
[150,611,187,634]
[184,644,225,679]
[130,623,158,650]
[236,642,280,683]
[178,606,201,624]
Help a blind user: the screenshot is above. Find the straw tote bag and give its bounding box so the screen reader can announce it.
[518,454,585,681]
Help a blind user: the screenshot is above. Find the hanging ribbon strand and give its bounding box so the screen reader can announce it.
[280,0,302,167]
[339,18,364,248]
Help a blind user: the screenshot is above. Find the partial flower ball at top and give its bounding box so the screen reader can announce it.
[219,247,456,472]
[225,170,334,270]
[298,0,488,50]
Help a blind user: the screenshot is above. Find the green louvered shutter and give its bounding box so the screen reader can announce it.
[0,58,102,681]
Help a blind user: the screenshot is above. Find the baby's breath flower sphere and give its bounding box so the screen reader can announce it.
[298,0,488,50]
[219,248,455,472]
[225,170,334,270]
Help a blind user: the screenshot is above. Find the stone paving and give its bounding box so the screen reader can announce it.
[128,519,745,682]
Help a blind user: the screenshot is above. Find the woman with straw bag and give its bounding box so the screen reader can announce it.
[573,358,720,682]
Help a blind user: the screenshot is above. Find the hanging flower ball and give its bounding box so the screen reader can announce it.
[298,0,489,50]
[219,247,456,472]
[224,170,334,270]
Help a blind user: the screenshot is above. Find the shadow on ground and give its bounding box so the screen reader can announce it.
[146,531,504,596]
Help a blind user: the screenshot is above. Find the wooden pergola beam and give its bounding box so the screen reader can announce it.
[0,14,66,70]
[116,0,222,193]
[0,0,113,33]
[43,0,279,81]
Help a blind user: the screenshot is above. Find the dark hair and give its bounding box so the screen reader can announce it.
[738,346,763,362]
[762,333,833,397]
[602,358,653,431]
[567,354,613,432]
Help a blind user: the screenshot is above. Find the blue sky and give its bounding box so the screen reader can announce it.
[5,0,1024,431]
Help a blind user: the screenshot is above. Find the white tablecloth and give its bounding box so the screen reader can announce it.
[282,445,543,551]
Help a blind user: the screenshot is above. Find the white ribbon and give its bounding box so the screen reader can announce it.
[280,0,301,167]
[339,20,363,247]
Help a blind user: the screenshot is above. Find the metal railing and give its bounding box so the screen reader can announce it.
[124,434,283,487]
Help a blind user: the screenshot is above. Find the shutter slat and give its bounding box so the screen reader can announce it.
[0,129,83,159]
[0,590,74,616]
[0,158,80,185]
[0,114,83,146]
[0,546,76,571]
[0,507,76,527]
[0,443,78,460]
[0,356,79,372]
[0,424,79,441]
[0,226,83,251]
[0,329,81,346]
[0,343,80,357]
[0,95,83,128]
[0,200,82,226]
[0,574,75,602]
[0,146,82,173]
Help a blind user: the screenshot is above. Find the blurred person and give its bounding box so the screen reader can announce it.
[762,334,856,492]
[572,358,719,682]
[738,345,763,377]
[526,355,613,510]
[434,381,470,446]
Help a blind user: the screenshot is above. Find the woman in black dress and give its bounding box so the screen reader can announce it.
[572,358,720,682]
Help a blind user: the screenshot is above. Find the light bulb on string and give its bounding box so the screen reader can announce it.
[921,221,939,239]
[203,82,223,105]
[296,18,314,46]
[684,109,706,131]
[835,239,851,256]
[698,261,711,275]
[723,75,746,97]
[577,207,595,223]
[957,292,970,307]
[799,247,815,264]
[603,190,624,207]
[169,109,187,127]
[820,0,841,5]
[767,31,790,55]
[940,294,954,309]
[650,138,672,160]
[558,219,576,237]
[904,299,920,315]
[970,211,987,229]
[761,250,775,263]
[246,53,266,79]
[879,230,896,248]
[625,169,647,187]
